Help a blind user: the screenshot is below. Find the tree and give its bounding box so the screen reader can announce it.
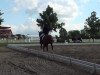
[85,11,100,42]
[80,29,89,39]
[0,10,4,25]
[58,28,68,42]
[95,31,100,39]
[68,30,81,38]
[36,5,64,34]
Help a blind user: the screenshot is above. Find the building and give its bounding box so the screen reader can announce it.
[0,26,12,38]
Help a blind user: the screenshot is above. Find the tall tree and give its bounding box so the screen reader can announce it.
[0,10,4,25]
[59,28,68,42]
[85,11,100,42]
[36,5,64,34]
[81,28,90,39]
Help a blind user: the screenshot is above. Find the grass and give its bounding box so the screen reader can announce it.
[0,39,39,47]
[0,43,8,47]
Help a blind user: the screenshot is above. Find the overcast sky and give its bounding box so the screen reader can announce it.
[0,0,100,36]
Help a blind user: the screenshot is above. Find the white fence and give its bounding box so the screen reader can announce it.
[0,37,57,43]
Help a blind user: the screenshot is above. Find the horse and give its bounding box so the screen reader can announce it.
[39,31,53,51]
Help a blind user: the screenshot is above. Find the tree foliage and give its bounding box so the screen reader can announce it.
[85,11,100,41]
[0,10,4,25]
[56,28,68,43]
[80,29,89,39]
[68,30,81,38]
[36,5,64,34]
[59,28,68,42]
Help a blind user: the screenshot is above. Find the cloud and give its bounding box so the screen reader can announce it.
[77,0,91,9]
[13,0,79,21]
[36,0,79,21]
[64,23,84,31]
[13,0,39,12]
[48,0,79,22]
[11,0,81,36]
[80,0,90,4]
[3,19,40,36]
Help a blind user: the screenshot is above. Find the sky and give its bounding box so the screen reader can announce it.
[0,0,100,36]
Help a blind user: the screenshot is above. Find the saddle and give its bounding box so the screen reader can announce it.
[40,33,45,40]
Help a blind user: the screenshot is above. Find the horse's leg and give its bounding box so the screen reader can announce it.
[40,38,43,49]
[41,43,42,49]
[43,44,45,51]
[51,43,53,50]
[46,44,48,51]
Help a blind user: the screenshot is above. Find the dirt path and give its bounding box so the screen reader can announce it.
[26,44,100,64]
[0,47,91,75]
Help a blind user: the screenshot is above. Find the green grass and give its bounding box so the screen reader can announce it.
[0,43,8,47]
[0,42,39,47]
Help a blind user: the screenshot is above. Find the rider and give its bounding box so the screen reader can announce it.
[39,26,50,41]
[43,26,50,35]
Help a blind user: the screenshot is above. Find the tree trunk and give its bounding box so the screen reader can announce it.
[93,35,95,43]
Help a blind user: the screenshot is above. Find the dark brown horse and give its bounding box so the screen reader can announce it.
[39,31,53,51]
[42,34,53,51]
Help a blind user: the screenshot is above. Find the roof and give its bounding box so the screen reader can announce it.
[0,26,11,29]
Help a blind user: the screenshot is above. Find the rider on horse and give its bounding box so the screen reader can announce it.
[39,26,53,50]
[39,26,50,40]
